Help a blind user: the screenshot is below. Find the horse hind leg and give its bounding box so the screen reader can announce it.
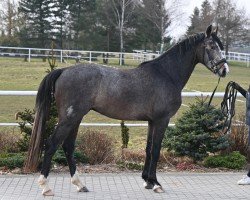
[62,132,89,192]
[38,115,83,196]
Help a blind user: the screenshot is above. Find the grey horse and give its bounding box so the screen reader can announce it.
[24,25,229,195]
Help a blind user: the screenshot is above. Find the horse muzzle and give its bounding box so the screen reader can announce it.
[211,58,229,77]
[218,62,229,77]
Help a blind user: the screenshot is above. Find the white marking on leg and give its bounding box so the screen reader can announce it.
[153,185,161,191]
[153,184,164,193]
[38,175,54,196]
[67,106,74,117]
[71,172,86,192]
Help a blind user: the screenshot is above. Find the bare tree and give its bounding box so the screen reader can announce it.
[213,0,250,54]
[102,0,136,54]
[0,0,18,36]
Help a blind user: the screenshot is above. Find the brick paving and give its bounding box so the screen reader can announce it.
[0,172,250,200]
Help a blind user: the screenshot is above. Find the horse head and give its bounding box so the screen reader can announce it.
[198,25,229,77]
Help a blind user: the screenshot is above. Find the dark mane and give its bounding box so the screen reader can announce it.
[175,33,205,55]
[140,33,205,66]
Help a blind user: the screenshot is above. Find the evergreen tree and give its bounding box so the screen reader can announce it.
[18,0,52,48]
[95,0,119,51]
[186,0,214,36]
[68,0,98,50]
[139,0,171,53]
[163,98,229,161]
[127,5,162,51]
[200,0,214,28]
[187,7,201,35]
[51,0,70,49]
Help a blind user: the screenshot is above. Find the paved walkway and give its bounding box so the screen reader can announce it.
[0,172,250,200]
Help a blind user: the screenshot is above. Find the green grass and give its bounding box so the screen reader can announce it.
[0,57,249,149]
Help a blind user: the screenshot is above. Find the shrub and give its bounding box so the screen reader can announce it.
[227,115,248,156]
[77,130,115,165]
[121,148,170,164]
[163,98,229,161]
[0,153,25,169]
[117,161,144,170]
[121,148,145,163]
[15,109,35,151]
[204,151,246,169]
[0,131,21,153]
[52,148,88,165]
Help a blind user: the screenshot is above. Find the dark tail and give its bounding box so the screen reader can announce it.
[24,69,63,172]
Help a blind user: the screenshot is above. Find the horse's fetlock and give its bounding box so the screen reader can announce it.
[38,175,47,185]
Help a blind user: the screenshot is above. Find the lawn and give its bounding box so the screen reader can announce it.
[0,57,249,149]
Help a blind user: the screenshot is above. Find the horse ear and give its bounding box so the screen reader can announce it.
[206,25,212,37]
[214,26,218,35]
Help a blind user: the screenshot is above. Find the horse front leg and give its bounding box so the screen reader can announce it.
[147,118,169,193]
[142,121,154,189]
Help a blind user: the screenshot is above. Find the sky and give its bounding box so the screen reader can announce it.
[168,0,250,39]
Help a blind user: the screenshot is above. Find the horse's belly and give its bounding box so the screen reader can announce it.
[92,102,149,121]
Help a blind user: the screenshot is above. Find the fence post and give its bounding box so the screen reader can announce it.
[60,50,63,63]
[119,52,122,66]
[28,48,31,62]
[89,51,92,63]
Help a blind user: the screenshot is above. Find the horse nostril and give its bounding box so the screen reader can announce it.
[222,68,227,77]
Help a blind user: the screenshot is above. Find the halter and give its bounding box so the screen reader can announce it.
[204,33,227,74]
[205,48,227,74]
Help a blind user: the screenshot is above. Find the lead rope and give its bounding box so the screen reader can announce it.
[208,77,221,106]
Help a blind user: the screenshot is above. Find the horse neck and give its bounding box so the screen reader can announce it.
[159,47,198,90]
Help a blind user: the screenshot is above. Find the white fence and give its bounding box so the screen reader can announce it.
[0,90,244,97]
[0,46,159,65]
[0,46,249,66]
[0,90,244,127]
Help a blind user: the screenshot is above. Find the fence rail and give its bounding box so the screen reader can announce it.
[0,46,159,65]
[0,90,244,127]
[0,46,249,66]
[0,90,244,97]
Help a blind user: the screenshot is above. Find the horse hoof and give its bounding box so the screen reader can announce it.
[42,189,54,196]
[78,186,89,192]
[143,181,154,189]
[153,185,164,193]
